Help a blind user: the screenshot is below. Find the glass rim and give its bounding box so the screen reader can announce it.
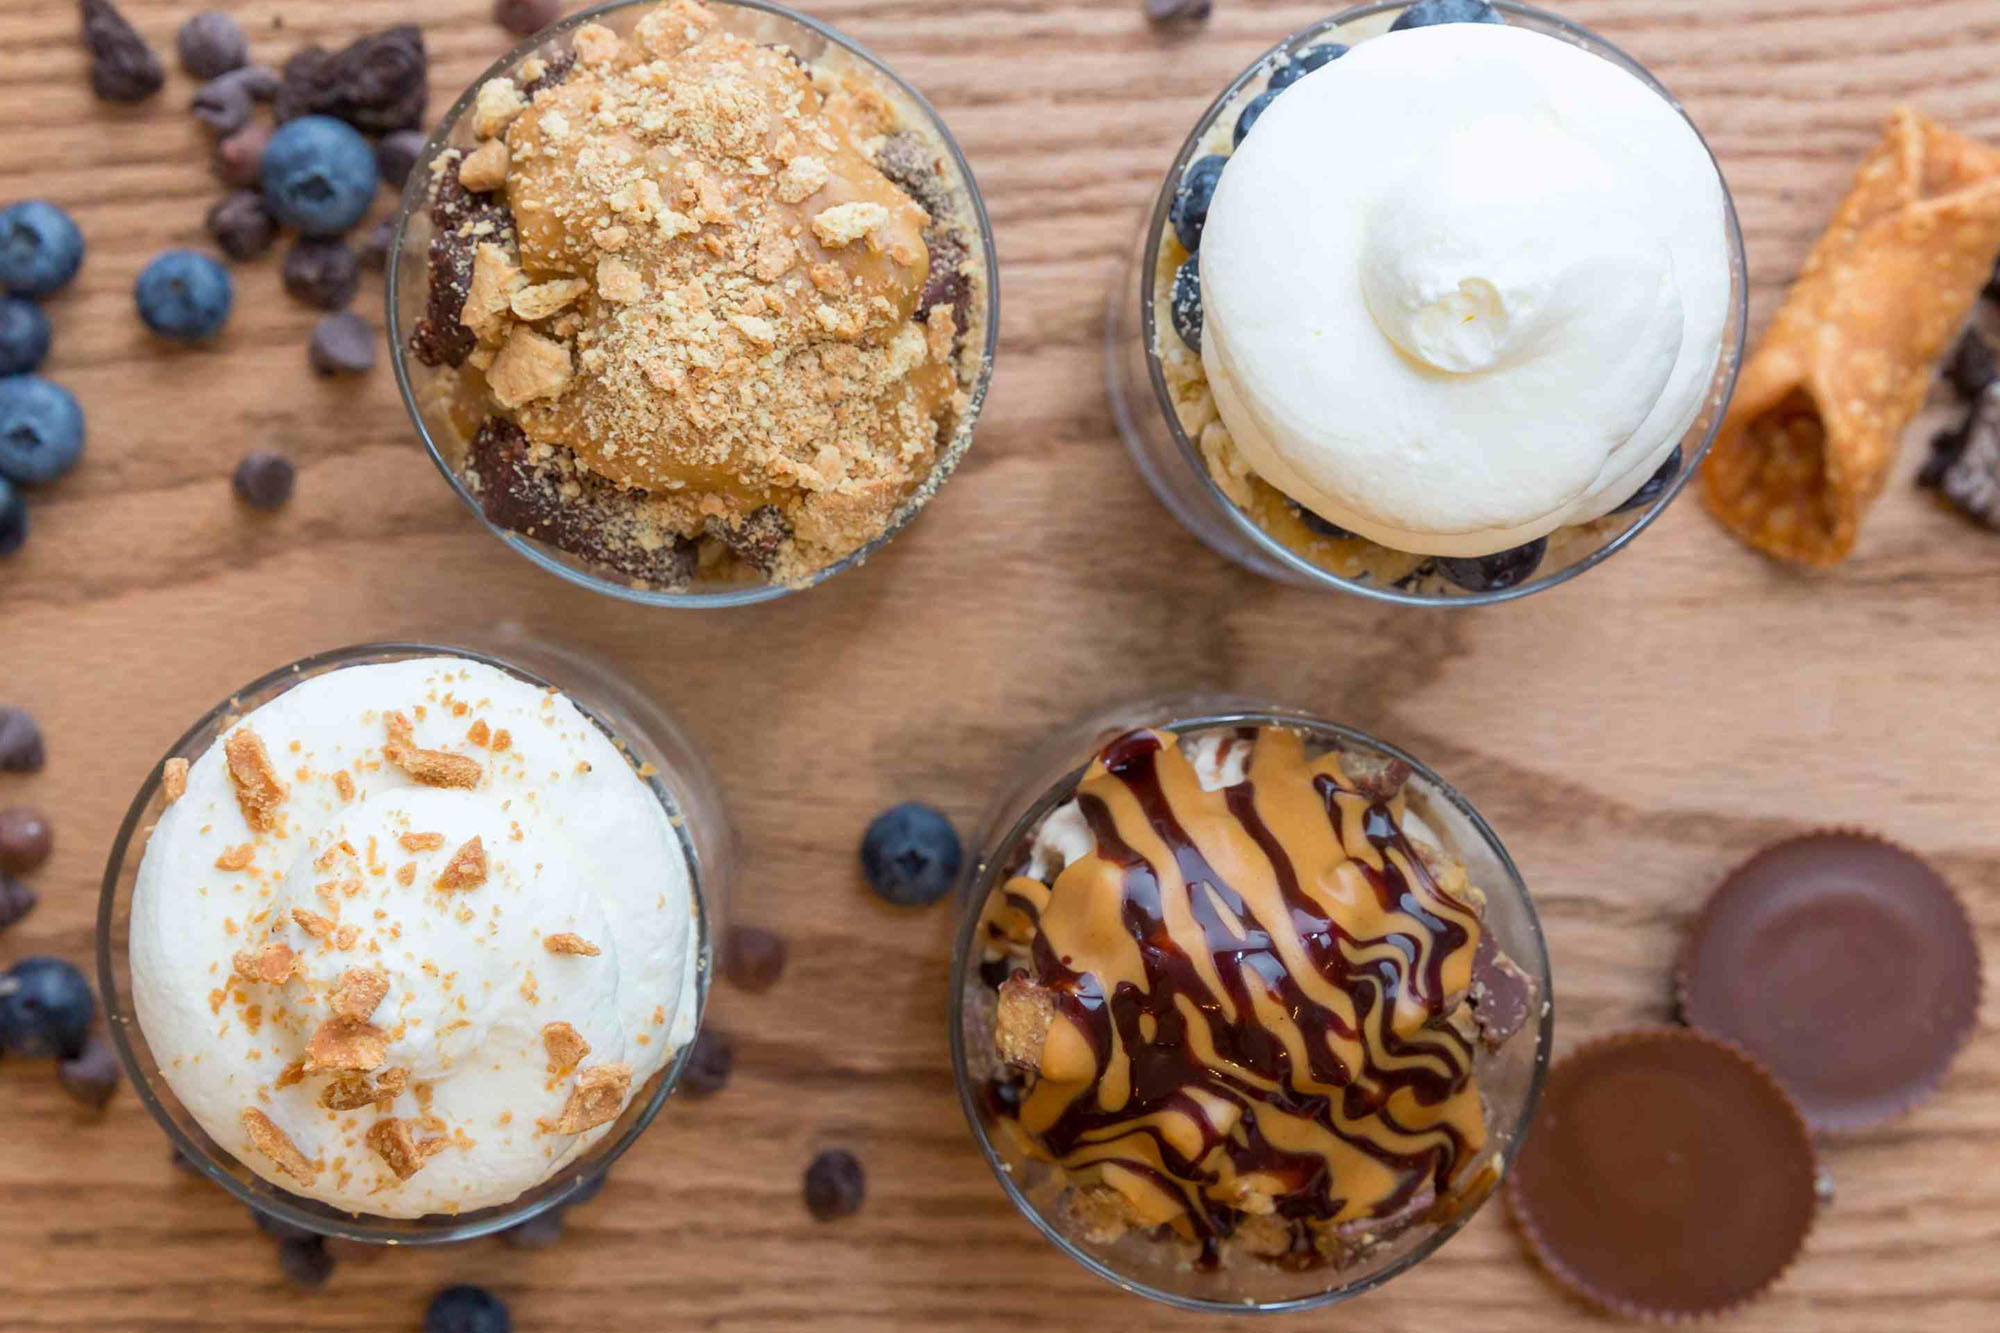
[95,640,716,1244]
[384,0,1003,610]
[1134,0,1750,608]
[945,701,1555,1313]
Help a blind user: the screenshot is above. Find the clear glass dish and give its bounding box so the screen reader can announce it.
[95,634,731,1244]
[947,694,1553,1311]
[1105,1,1749,606]
[386,0,1000,608]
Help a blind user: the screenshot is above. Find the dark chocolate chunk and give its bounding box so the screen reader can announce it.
[1144,0,1213,25]
[521,50,576,99]
[1944,330,1996,400]
[0,807,52,875]
[703,505,791,572]
[276,26,428,133]
[803,1149,865,1221]
[56,1035,121,1109]
[212,122,272,189]
[1467,930,1534,1048]
[282,237,359,311]
[191,76,252,136]
[204,191,277,262]
[1678,831,1980,1133]
[409,232,478,368]
[0,709,44,773]
[309,312,376,376]
[1507,1029,1816,1320]
[495,0,564,37]
[81,0,165,103]
[0,876,36,931]
[232,450,295,510]
[426,148,511,234]
[1933,390,2000,528]
[176,12,248,80]
[1343,752,1411,801]
[721,925,788,993]
[675,1028,733,1099]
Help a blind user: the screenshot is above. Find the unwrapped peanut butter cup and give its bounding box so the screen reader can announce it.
[1678,831,1981,1134]
[1507,1029,1817,1321]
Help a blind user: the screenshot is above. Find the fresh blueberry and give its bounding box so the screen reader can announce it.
[860,802,963,907]
[424,1284,511,1333]
[1437,537,1547,593]
[0,956,95,1059]
[1293,503,1354,539]
[1390,0,1505,31]
[0,297,50,375]
[1233,89,1279,148]
[0,477,24,558]
[1268,42,1349,90]
[1611,445,1684,515]
[0,376,85,485]
[1169,155,1228,254]
[135,249,233,342]
[260,116,379,237]
[0,201,85,299]
[1170,253,1203,353]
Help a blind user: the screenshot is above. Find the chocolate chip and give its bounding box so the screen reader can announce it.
[205,191,277,262]
[722,925,788,993]
[499,1207,566,1249]
[232,450,295,510]
[276,26,428,133]
[81,0,165,103]
[0,808,52,875]
[176,12,247,80]
[282,237,359,311]
[0,877,37,931]
[56,1035,120,1110]
[309,312,376,376]
[375,128,428,190]
[1143,0,1213,25]
[1945,331,1997,401]
[212,122,272,189]
[0,709,44,773]
[803,1149,865,1221]
[676,1028,733,1098]
[355,217,396,272]
[495,0,564,38]
[191,76,252,136]
[277,1236,335,1289]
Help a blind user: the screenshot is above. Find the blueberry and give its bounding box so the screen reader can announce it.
[135,249,233,342]
[424,1284,511,1333]
[1437,537,1547,593]
[1169,155,1227,254]
[0,477,24,558]
[1390,0,1505,31]
[0,376,85,485]
[260,116,379,237]
[0,956,95,1059]
[1170,253,1203,353]
[0,201,85,299]
[1611,445,1684,515]
[1233,89,1279,148]
[860,802,963,907]
[1293,503,1354,539]
[1268,42,1349,90]
[0,298,50,375]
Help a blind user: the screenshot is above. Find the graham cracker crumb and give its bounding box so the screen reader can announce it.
[366,1117,427,1181]
[223,728,286,832]
[305,1016,388,1072]
[320,1066,408,1110]
[291,907,336,939]
[554,1063,631,1134]
[543,932,600,956]
[332,771,355,801]
[232,942,296,985]
[995,975,1059,1071]
[162,758,189,804]
[488,327,574,408]
[396,862,417,887]
[810,201,889,249]
[241,1108,316,1184]
[384,712,484,789]
[512,278,590,322]
[398,832,445,852]
[214,843,255,871]
[457,138,511,193]
[329,967,389,1021]
[434,837,489,891]
[463,243,524,342]
[473,76,527,140]
[541,1020,591,1072]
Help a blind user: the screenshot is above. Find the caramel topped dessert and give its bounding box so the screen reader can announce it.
[975,726,1534,1268]
[407,0,987,589]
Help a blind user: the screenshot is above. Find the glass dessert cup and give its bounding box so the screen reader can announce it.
[387,0,1000,609]
[95,637,731,1244]
[1105,1,1749,606]
[947,695,1553,1312]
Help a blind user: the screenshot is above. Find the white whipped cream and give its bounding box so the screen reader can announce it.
[1199,22,1730,556]
[130,657,699,1218]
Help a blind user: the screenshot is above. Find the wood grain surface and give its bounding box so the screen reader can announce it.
[2,0,1998,1328]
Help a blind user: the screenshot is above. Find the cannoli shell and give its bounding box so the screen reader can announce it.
[1702,109,2000,565]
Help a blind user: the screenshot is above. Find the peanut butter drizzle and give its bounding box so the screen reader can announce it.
[982,727,1490,1262]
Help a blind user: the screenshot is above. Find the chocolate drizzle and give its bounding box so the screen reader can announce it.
[980,726,1492,1266]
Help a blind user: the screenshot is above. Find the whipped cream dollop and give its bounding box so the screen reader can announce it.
[131,657,699,1217]
[1199,22,1731,556]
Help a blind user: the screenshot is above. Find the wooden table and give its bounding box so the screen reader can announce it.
[2,0,1996,1328]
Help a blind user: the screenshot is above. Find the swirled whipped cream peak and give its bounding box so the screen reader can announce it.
[1200,21,1731,557]
[130,656,699,1217]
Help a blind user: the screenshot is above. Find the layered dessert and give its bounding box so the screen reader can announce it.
[404,0,989,591]
[1152,3,1732,592]
[129,655,699,1217]
[970,724,1535,1270]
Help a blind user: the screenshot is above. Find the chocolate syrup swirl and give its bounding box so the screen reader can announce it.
[979,726,1491,1265]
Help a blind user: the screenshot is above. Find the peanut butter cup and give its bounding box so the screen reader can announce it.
[1678,832,1980,1134]
[1507,1029,1817,1320]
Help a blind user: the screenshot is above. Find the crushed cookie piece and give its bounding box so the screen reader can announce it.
[462,242,525,342]
[487,327,573,408]
[512,278,589,322]
[775,155,829,204]
[466,719,492,747]
[541,1020,591,1072]
[434,837,489,891]
[319,1065,408,1110]
[594,255,645,304]
[274,1060,307,1089]
[162,757,190,804]
[383,712,484,789]
[396,863,417,887]
[223,728,287,831]
[572,22,622,65]
[554,1063,631,1134]
[291,907,336,939]
[214,843,256,871]
[996,975,1059,1070]
[811,201,890,249]
[232,942,296,985]
[329,967,389,1020]
[366,1117,426,1181]
[398,832,446,852]
[543,932,600,956]
[457,137,511,193]
[241,1108,316,1184]
[332,770,356,801]
[305,1016,388,1072]
[472,76,527,139]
